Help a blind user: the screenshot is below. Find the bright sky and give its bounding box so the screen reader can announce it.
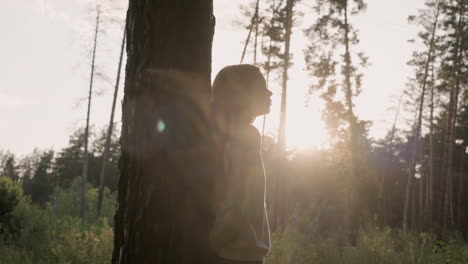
[0,0,424,156]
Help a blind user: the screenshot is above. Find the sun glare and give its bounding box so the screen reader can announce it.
[253,73,328,151]
[284,75,328,151]
[286,106,327,150]
[254,95,327,151]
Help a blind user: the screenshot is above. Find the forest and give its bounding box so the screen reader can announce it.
[1,0,468,263]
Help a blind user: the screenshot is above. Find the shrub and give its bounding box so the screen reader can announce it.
[266,214,468,264]
[0,177,115,264]
[0,177,23,241]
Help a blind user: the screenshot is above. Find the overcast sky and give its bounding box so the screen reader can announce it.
[0,0,425,156]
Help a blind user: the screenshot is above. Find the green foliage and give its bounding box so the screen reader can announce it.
[0,215,113,264]
[0,126,119,263]
[432,239,468,264]
[0,177,115,264]
[90,127,120,192]
[53,126,120,192]
[53,127,90,189]
[0,151,20,181]
[266,215,468,264]
[304,0,368,142]
[51,177,116,224]
[22,150,55,207]
[0,177,23,240]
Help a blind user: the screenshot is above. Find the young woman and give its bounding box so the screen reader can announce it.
[209,64,272,264]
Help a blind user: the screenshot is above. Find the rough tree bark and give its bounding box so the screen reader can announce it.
[112,1,215,263]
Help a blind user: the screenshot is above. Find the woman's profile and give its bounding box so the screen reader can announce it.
[209,64,272,264]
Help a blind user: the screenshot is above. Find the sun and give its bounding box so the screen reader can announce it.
[253,96,327,151]
[252,73,328,151]
[286,103,327,150]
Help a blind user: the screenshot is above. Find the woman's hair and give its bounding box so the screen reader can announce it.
[211,64,263,114]
[211,64,263,138]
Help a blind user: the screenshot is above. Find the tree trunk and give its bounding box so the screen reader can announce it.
[253,0,260,65]
[97,27,126,217]
[403,0,440,230]
[428,67,435,223]
[240,0,260,64]
[341,0,359,241]
[419,164,424,218]
[112,1,215,263]
[277,0,294,153]
[379,92,403,225]
[457,147,464,229]
[272,0,294,231]
[342,1,361,241]
[343,0,358,169]
[412,179,418,229]
[442,1,465,238]
[81,7,101,219]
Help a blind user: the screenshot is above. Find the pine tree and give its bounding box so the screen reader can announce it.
[97,24,126,217]
[438,0,467,237]
[81,4,101,219]
[277,0,295,153]
[403,0,442,230]
[239,0,300,146]
[0,152,19,181]
[237,0,301,229]
[22,150,55,208]
[304,0,368,237]
[54,128,89,189]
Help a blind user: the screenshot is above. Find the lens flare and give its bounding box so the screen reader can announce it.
[157,119,165,133]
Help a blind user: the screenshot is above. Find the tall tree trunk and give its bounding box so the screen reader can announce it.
[412,179,418,229]
[457,146,464,229]
[277,0,294,153]
[403,0,440,229]
[419,162,424,218]
[272,0,294,231]
[112,1,215,263]
[379,92,404,225]
[264,1,275,86]
[343,0,357,169]
[240,0,260,64]
[341,0,365,242]
[442,1,465,237]
[342,0,360,204]
[428,67,435,222]
[97,27,126,217]
[342,1,361,240]
[254,0,260,65]
[440,86,454,235]
[81,7,101,219]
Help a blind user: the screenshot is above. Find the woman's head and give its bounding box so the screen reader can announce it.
[212,64,272,121]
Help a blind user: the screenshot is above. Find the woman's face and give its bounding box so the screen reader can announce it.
[249,74,272,117]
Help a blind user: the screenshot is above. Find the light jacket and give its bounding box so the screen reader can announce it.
[209,125,271,261]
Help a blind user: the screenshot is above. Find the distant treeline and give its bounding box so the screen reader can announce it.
[0,126,120,211]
